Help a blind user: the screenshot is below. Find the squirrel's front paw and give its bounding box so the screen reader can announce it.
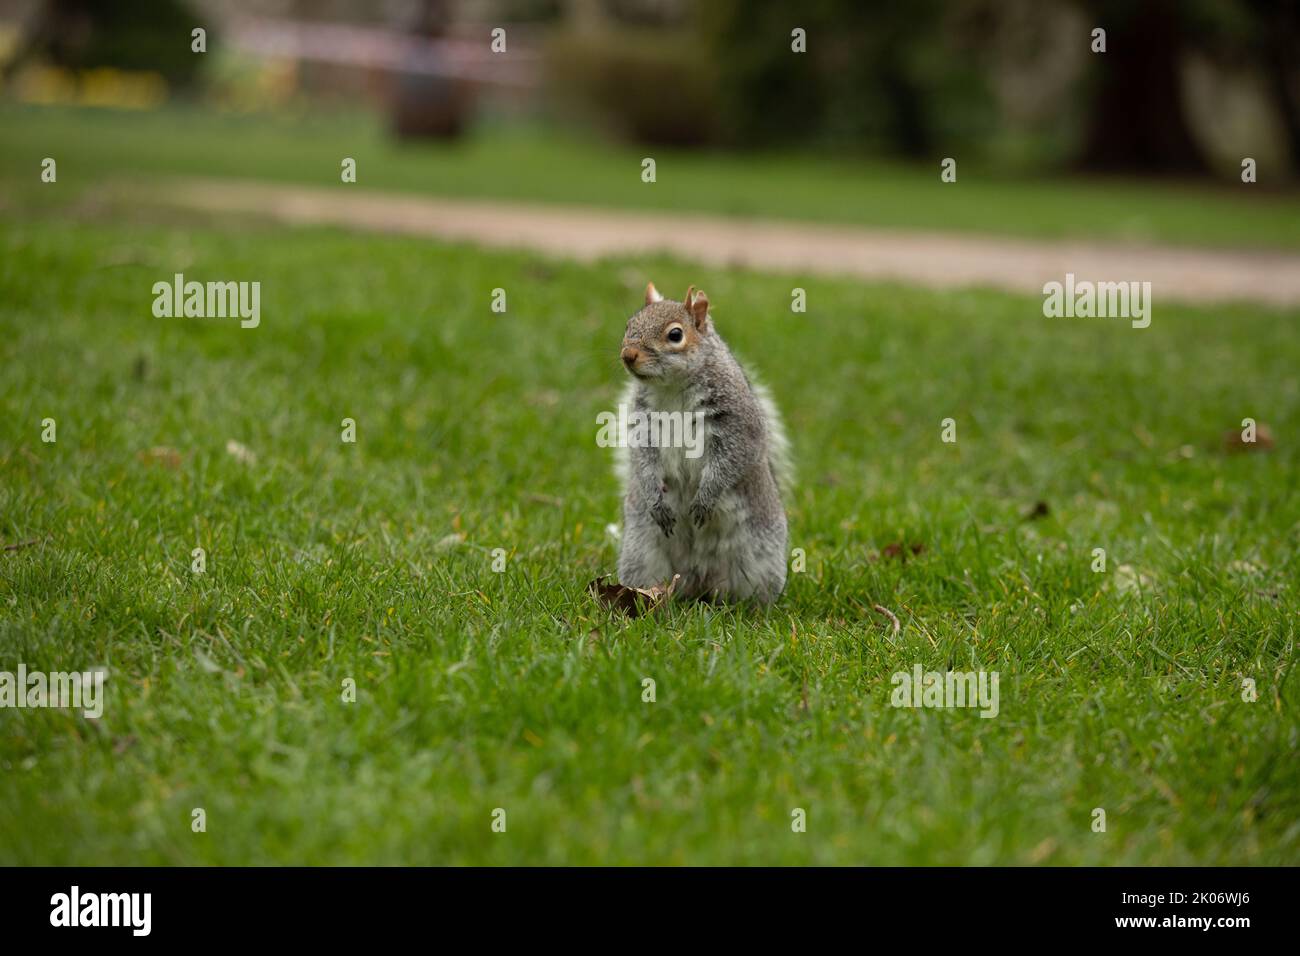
[650,499,676,538]
[689,499,713,528]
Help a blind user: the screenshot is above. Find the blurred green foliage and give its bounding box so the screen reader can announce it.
[544,1,998,155]
[539,0,1296,176]
[545,28,718,146]
[699,0,999,156]
[6,0,211,91]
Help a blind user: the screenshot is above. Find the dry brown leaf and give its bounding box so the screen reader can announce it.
[876,541,925,562]
[138,446,183,470]
[1223,424,1274,452]
[587,573,681,618]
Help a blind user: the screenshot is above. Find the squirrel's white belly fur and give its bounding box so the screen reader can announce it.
[656,394,729,574]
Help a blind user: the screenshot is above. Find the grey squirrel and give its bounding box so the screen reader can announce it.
[614,282,791,604]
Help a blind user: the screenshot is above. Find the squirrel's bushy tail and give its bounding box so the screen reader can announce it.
[750,377,794,495]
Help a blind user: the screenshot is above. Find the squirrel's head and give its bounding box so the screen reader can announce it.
[620,282,712,384]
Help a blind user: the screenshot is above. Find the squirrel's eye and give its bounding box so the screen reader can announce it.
[667,327,684,343]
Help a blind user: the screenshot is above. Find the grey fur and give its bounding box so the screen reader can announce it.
[615,294,789,604]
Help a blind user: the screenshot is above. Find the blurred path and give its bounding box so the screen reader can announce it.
[147,178,1300,307]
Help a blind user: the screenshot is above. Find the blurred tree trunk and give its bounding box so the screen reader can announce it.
[391,0,470,140]
[1077,0,1210,175]
[1253,0,1300,174]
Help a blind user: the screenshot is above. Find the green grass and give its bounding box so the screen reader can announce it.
[1,199,1297,864]
[3,102,1300,250]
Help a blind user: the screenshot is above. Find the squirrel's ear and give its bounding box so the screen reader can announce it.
[645,281,663,305]
[684,286,710,332]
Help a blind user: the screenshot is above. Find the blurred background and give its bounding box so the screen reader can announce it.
[1,0,1297,179]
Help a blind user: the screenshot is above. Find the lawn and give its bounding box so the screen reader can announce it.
[3,102,1300,250]
[0,195,1297,864]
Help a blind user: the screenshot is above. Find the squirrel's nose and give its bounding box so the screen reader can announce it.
[621,347,640,367]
